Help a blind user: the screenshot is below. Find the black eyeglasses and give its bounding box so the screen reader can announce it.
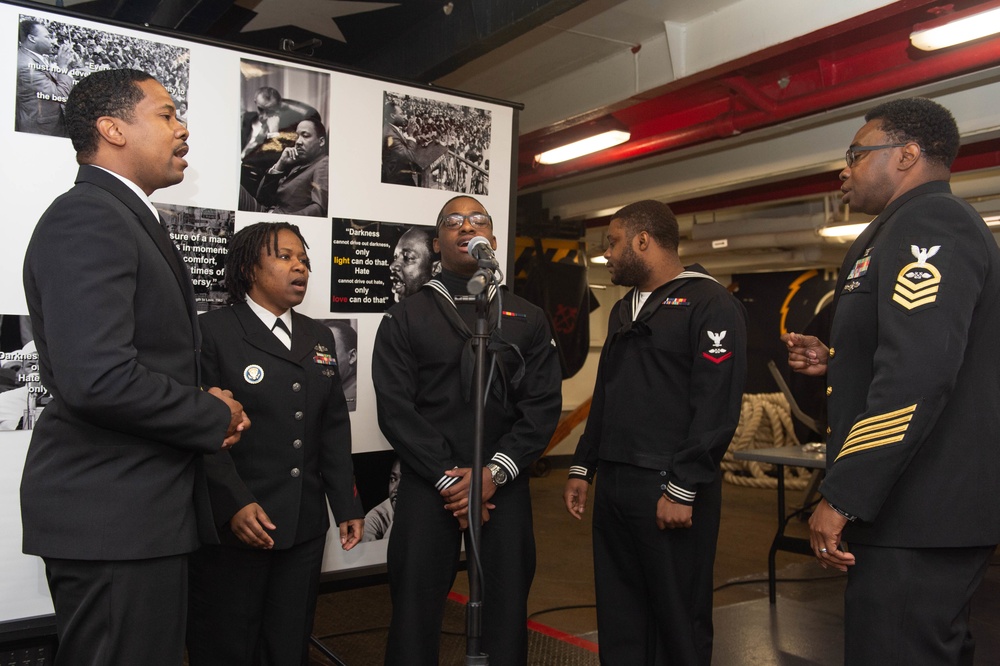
[438,212,492,229]
[845,143,907,168]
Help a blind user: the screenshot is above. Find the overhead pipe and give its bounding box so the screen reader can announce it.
[679,229,825,257]
[678,246,834,273]
[518,34,1000,190]
[689,210,829,240]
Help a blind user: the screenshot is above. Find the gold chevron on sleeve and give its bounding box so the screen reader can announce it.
[835,404,916,461]
[892,263,941,310]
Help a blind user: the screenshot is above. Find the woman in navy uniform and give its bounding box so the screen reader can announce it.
[187,222,363,665]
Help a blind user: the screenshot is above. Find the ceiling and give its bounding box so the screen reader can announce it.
[31,0,1000,273]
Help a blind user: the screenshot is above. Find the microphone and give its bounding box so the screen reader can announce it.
[467,236,499,269]
[466,236,499,294]
[467,268,494,295]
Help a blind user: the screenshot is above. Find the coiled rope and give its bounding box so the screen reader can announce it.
[722,392,812,490]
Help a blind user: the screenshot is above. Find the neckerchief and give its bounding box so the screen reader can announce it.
[613,269,718,343]
[423,279,526,407]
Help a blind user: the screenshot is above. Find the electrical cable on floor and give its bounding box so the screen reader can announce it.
[313,626,390,640]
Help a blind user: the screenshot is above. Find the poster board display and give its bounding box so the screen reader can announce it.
[0,0,516,629]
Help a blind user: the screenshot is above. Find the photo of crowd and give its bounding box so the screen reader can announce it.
[381,91,491,194]
[237,60,331,218]
[15,14,189,137]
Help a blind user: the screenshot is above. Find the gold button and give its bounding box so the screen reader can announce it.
[828,347,836,358]
[826,386,833,396]
[826,426,832,435]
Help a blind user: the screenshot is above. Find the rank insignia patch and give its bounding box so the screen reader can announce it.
[702,330,732,364]
[835,403,916,461]
[893,245,941,311]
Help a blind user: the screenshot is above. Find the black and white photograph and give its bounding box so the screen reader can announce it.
[156,203,234,312]
[381,91,491,194]
[388,224,440,303]
[320,318,358,412]
[361,456,399,543]
[238,59,330,217]
[349,450,401,546]
[330,218,439,312]
[0,314,45,431]
[15,14,190,137]
[0,0,518,631]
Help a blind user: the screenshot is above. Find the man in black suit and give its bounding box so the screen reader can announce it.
[21,69,249,666]
[783,98,1000,664]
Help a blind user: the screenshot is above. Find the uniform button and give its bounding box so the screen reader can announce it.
[292,382,302,392]
[826,386,833,396]
[826,427,832,435]
[290,468,300,478]
[659,470,667,476]
[292,439,303,449]
[660,484,667,491]
[828,347,836,358]
[294,411,304,421]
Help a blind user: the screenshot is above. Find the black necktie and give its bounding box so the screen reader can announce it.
[272,318,291,349]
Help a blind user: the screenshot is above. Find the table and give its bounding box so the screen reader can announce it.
[732,445,827,603]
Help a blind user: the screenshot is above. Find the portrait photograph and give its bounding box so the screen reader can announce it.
[320,318,358,412]
[237,59,331,218]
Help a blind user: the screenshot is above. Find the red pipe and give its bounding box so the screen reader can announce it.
[518,35,1000,190]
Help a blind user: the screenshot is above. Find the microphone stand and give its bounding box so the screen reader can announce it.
[465,258,499,666]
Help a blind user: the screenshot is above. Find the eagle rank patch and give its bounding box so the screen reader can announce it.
[702,330,733,364]
[893,245,941,311]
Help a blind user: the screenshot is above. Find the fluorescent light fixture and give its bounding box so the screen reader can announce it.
[910,6,1000,51]
[536,130,631,165]
[590,255,608,265]
[818,222,870,239]
[822,216,1000,236]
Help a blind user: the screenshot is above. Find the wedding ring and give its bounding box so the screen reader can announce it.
[819,548,828,553]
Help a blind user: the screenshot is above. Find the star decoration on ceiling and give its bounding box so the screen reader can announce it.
[239,0,400,42]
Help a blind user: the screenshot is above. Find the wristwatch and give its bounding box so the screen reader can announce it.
[486,462,508,488]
